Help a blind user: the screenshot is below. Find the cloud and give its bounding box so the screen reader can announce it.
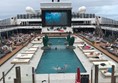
[72,0,118,20]
[87,5,118,20]
[0,0,118,20]
[0,0,40,19]
[96,5,118,15]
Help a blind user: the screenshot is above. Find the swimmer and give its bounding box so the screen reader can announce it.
[55,47,57,50]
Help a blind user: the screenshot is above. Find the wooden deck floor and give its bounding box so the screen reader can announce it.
[0,41,30,66]
[78,35,118,63]
[0,46,24,66]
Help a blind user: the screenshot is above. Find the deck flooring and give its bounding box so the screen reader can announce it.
[0,40,30,66]
[0,46,26,66]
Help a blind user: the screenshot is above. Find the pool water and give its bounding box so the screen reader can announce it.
[35,38,86,74]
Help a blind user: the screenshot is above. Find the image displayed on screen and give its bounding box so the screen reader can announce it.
[45,12,68,26]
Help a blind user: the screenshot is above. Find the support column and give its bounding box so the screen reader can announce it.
[32,67,35,83]
[91,69,93,83]
[114,76,116,83]
[95,65,98,83]
[111,65,115,83]
[15,66,21,83]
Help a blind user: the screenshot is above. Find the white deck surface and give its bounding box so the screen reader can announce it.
[0,36,118,83]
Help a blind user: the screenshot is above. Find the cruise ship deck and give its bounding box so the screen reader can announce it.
[0,0,118,83]
[0,29,118,83]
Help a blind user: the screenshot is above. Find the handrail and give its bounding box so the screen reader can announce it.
[0,64,15,81]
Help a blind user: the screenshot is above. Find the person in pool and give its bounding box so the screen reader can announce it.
[55,47,57,50]
[56,64,68,73]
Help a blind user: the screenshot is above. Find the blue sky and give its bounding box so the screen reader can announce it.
[0,0,118,21]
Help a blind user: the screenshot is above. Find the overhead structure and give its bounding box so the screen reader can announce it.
[26,6,36,14]
[78,6,86,13]
[95,16,104,38]
[40,2,72,27]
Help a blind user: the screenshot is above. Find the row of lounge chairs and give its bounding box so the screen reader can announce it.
[77,40,118,77]
[79,33,118,58]
[100,43,118,57]
[11,44,39,64]
[79,33,102,44]
[78,43,106,62]
[0,33,35,59]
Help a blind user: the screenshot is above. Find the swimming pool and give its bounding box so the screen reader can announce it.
[35,38,86,74]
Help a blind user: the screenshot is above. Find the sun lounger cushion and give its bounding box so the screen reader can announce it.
[29,48,37,50]
[16,54,33,59]
[11,58,30,64]
[32,45,39,48]
[93,61,115,69]
[88,57,107,62]
[23,50,36,54]
[84,52,100,58]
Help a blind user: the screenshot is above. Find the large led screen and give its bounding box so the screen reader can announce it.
[42,10,71,27]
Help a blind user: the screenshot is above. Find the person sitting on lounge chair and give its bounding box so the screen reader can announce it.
[83,46,91,49]
[104,68,112,73]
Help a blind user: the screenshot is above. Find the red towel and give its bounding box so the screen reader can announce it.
[59,30,64,32]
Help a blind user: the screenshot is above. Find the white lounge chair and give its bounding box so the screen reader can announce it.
[27,47,38,51]
[92,61,116,69]
[88,57,107,62]
[77,43,85,47]
[11,58,30,64]
[23,50,36,54]
[16,54,33,59]
[74,38,84,44]
[82,49,95,53]
[84,52,100,58]
[79,46,95,53]
[32,39,42,44]
[101,70,118,77]
[31,45,39,48]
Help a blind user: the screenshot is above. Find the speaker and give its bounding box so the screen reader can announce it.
[81,75,89,83]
